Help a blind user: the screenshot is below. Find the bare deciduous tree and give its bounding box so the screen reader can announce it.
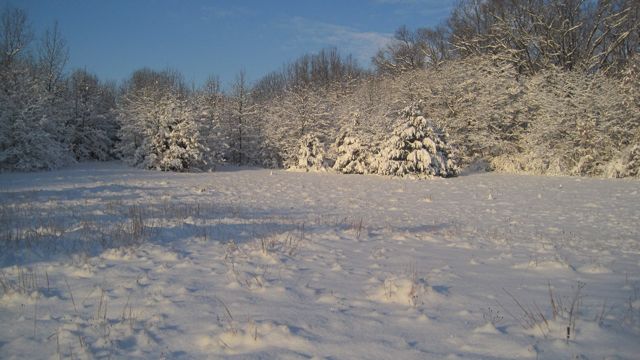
[39,21,68,94]
[449,0,639,74]
[0,6,32,67]
[228,70,257,164]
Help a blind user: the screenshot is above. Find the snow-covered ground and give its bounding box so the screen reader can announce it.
[1,162,639,359]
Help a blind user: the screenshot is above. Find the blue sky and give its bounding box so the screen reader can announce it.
[3,0,456,88]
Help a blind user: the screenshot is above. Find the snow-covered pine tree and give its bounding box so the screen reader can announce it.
[141,94,205,172]
[332,126,370,174]
[292,134,326,171]
[117,69,206,172]
[160,97,205,171]
[371,102,458,178]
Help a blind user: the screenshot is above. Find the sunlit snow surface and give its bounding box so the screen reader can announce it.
[1,162,639,359]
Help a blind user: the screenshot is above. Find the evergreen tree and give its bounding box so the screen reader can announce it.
[332,125,370,174]
[293,134,326,171]
[117,69,205,171]
[371,102,458,178]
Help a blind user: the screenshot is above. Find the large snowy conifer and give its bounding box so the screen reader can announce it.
[155,96,205,171]
[332,126,370,174]
[292,134,326,171]
[117,69,205,171]
[371,102,458,178]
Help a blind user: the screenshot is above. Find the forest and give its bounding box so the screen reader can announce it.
[1,0,639,177]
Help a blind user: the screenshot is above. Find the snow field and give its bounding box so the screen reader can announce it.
[0,162,639,359]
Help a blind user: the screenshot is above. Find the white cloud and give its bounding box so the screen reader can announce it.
[285,17,393,65]
[372,0,455,20]
[200,5,251,21]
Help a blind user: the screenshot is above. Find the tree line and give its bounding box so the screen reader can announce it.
[1,1,638,177]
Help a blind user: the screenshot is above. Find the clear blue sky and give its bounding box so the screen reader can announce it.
[3,0,456,88]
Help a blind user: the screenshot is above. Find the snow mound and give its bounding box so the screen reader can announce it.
[513,259,574,272]
[368,275,439,307]
[473,322,501,334]
[577,263,612,274]
[199,320,311,354]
